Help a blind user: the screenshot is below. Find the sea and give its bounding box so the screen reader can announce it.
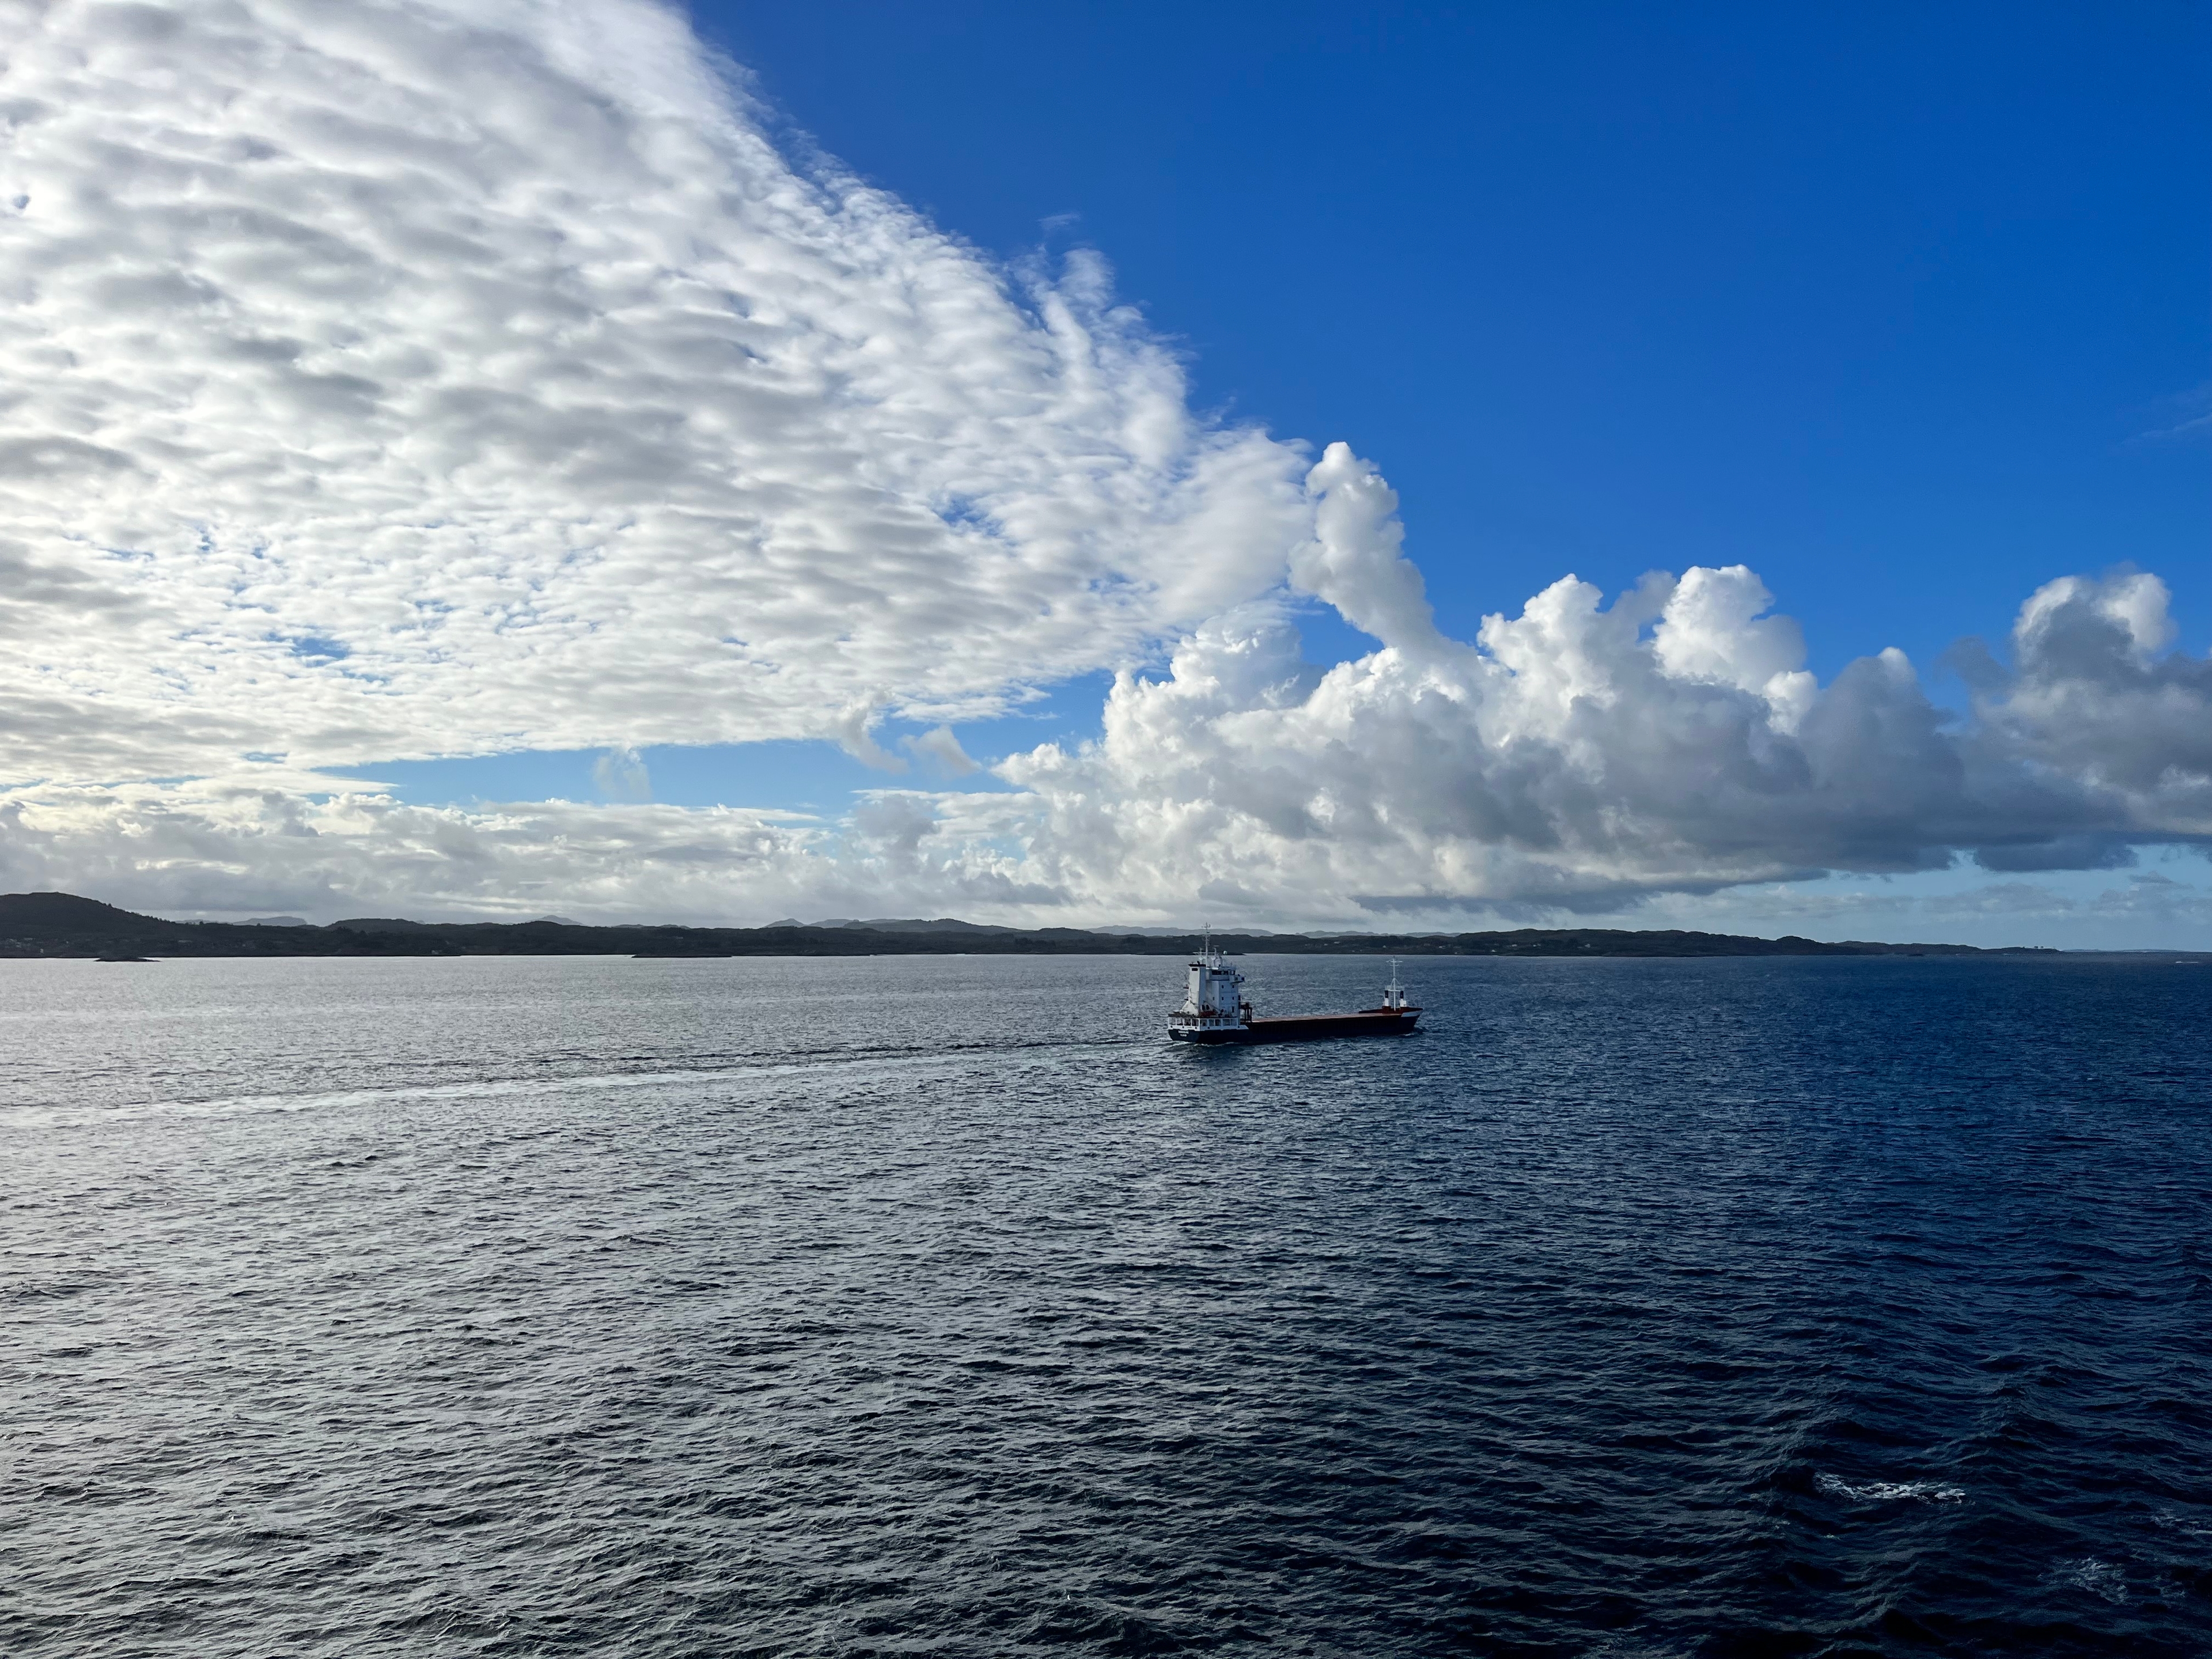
[2,952,2207,1657]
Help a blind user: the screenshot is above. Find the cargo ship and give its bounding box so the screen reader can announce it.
[1167,946,1419,1044]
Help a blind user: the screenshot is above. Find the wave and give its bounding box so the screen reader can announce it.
[1813,1472,1967,1503]
[2052,1556,2128,1603]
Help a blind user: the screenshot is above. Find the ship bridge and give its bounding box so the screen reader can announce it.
[1169,947,1251,1036]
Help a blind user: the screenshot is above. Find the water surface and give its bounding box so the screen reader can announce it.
[3,953,2207,1655]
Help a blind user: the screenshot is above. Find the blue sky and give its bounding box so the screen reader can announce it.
[701,0,2207,685]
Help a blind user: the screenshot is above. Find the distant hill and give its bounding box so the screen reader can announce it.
[0,889,2080,960]
[0,892,153,934]
[823,917,1017,934]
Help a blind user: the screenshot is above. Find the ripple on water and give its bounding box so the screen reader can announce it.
[1,952,2207,1656]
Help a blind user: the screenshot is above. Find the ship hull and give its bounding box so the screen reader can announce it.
[1170,1009,1420,1044]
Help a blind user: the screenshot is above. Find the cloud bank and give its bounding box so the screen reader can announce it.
[2,0,2209,935]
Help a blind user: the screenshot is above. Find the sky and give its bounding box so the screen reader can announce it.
[0,0,2207,946]
[702,0,2211,680]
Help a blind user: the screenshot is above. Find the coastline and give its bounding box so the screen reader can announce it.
[0,889,2135,961]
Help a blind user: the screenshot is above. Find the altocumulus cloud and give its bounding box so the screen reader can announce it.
[0,0,2208,926]
[0,0,1306,781]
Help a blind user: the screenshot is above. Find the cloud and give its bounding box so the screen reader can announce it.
[2,0,2210,936]
[0,778,1063,925]
[832,698,906,772]
[1963,572,2212,834]
[0,0,1309,787]
[1289,444,1442,656]
[0,783,830,922]
[983,558,2212,923]
[903,725,980,776]
[9,540,2212,928]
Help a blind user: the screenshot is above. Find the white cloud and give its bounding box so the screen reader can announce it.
[0,0,1309,787]
[903,725,980,777]
[17,536,2209,934]
[982,542,2211,926]
[0,778,1061,925]
[1963,571,2212,847]
[1288,444,1442,656]
[1,0,2209,938]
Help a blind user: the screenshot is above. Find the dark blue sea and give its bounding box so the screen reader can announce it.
[3,953,2207,1657]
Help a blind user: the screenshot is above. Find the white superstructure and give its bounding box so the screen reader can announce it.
[1383,960,1410,1011]
[1168,942,1251,1037]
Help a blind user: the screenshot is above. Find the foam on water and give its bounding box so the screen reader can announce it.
[2,952,2207,1656]
[0,1055,941,1132]
[1813,1474,1968,1503]
[2054,1558,2130,1604]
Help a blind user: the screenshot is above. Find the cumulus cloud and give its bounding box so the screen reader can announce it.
[2,0,2209,932]
[1289,444,1442,656]
[985,560,2212,922]
[1961,572,2212,844]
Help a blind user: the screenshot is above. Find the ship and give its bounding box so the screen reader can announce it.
[1167,946,1420,1044]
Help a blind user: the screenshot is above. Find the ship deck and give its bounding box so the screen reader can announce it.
[1171,1007,1421,1044]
